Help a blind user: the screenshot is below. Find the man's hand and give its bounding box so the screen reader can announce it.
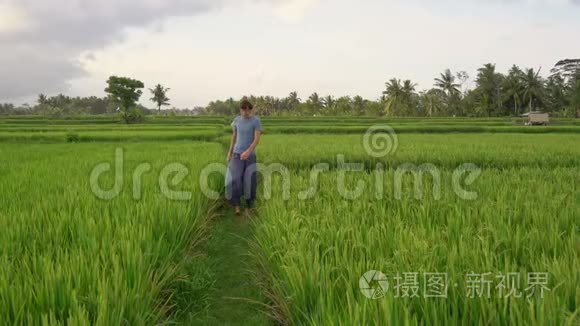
[227,151,233,161]
[240,150,251,160]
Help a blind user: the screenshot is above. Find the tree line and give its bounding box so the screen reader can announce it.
[202,60,580,118]
[0,78,182,122]
[1,60,579,119]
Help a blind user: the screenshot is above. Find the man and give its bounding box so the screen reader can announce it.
[226,99,262,217]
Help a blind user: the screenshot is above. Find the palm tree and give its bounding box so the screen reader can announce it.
[352,95,366,115]
[402,80,417,98]
[456,71,470,94]
[288,91,300,101]
[323,95,335,112]
[383,79,404,115]
[383,79,416,116]
[149,84,170,113]
[307,92,323,115]
[570,79,580,116]
[476,63,504,115]
[335,96,352,115]
[286,91,301,112]
[308,92,321,106]
[520,67,544,113]
[261,96,273,116]
[434,69,460,96]
[225,97,237,115]
[420,89,445,116]
[545,74,568,114]
[502,65,524,115]
[402,80,418,115]
[37,94,48,106]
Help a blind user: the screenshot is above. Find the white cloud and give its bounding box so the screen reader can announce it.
[273,0,318,22]
[0,4,32,32]
[1,0,579,105]
[0,0,288,100]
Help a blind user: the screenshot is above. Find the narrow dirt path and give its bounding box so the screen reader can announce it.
[187,210,269,325]
[182,135,271,325]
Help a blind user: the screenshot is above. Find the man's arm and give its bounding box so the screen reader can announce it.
[228,130,237,160]
[247,130,261,153]
[241,130,261,160]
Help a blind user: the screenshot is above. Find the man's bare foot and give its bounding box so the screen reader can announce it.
[234,206,241,216]
[244,208,252,218]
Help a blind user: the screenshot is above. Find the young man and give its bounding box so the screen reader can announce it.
[226,99,262,217]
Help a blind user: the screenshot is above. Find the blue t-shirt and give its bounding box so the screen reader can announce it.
[231,115,262,154]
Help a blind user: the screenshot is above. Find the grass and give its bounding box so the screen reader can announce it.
[243,131,578,324]
[0,116,228,125]
[0,125,223,132]
[0,142,224,324]
[0,129,225,143]
[261,125,580,134]
[0,115,577,324]
[251,167,579,324]
[187,211,269,325]
[217,133,580,169]
[2,117,578,146]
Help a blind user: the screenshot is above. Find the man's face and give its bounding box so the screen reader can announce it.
[240,107,252,118]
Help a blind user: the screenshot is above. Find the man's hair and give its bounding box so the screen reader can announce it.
[240,99,253,110]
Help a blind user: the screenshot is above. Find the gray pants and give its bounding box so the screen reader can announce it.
[225,153,257,208]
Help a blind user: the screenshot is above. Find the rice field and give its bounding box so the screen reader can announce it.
[0,142,223,324]
[0,116,577,325]
[222,133,580,169]
[252,156,578,325]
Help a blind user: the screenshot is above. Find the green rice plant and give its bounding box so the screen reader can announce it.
[0,116,228,126]
[65,132,80,143]
[251,167,579,325]
[1,116,578,324]
[0,142,224,324]
[249,134,580,169]
[258,117,577,126]
[0,125,223,133]
[0,129,225,143]
[262,125,580,135]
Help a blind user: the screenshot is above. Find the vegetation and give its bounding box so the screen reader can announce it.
[0,142,223,324]
[234,133,580,169]
[2,60,578,119]
[104,76,145,123]
[248,132,578,324]
[0,114,577,324]
[255,167,577,324]
[200,60,580,117]
[149,84,171,113]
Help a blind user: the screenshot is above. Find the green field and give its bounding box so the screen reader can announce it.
[0,116,578,325]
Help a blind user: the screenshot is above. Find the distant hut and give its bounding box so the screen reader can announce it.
[520,111,549,126]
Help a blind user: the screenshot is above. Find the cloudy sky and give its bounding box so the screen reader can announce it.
[1,0,579,108]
